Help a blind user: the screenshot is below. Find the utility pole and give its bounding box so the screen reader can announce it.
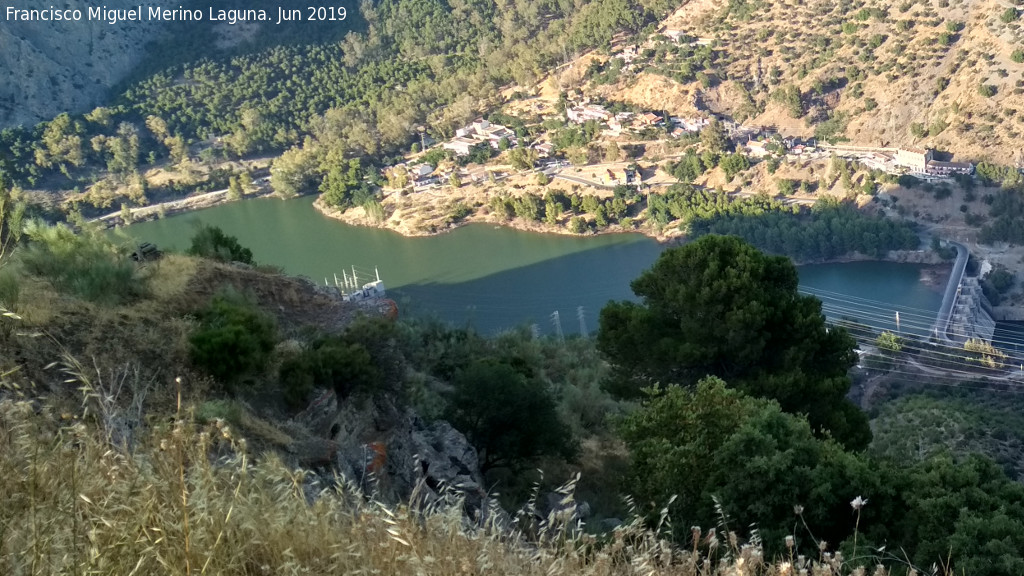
[551,311,564,343]
[577,306,588,336]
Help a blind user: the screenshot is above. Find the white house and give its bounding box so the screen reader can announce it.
[443,137,478,156]
[567,104,612,124]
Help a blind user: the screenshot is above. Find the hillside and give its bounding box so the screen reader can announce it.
[0,0,177,128]
[3,215,1024,572]
[568,0,1024,165]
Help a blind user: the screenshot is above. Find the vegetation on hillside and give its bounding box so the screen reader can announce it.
[598,235,872,449]
[0,0,677,214]
[4,137,1024,574]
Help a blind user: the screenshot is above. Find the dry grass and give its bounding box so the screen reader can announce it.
[0,382,884,576]
[147,253,199,302]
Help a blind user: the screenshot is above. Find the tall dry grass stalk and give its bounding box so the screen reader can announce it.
[0,393,881,576]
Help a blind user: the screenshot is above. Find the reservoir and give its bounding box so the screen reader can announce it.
[119,196,947,337]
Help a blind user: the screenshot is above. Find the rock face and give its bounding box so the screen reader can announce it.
[0,1,174,128]
[293,389,488,513]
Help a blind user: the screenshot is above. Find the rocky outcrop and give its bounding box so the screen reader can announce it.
[293,389,489,516]
[0,1,174,128]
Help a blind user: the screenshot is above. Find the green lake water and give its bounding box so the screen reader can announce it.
[118,196,948,337]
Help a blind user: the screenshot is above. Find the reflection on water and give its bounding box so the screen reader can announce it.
[119,196,948,336]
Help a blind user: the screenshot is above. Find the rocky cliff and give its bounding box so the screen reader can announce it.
[0,0,175,128]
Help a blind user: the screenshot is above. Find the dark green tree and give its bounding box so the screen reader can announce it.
[444,359,577,472]
[189,291,277,386]
[187,224,255,265]
[894,455,1024,575]
[700,119,729,153]
[279,337,380,409]
[619,378,888,553]
[320,159,375,209]
[598,235,870,449]
[719,153,750,179]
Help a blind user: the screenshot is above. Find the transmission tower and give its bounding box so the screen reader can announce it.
[551,311,564,342]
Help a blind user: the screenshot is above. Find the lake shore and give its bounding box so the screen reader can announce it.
[313,192,682,244]
[102,184,949,270]
[89,187,274,229]
[311,195,951,267]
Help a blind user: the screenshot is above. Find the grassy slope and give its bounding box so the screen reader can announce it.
[0,394,817,575]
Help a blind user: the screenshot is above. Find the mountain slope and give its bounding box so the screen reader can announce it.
[589,0,1024,165]
[0,1,178,128]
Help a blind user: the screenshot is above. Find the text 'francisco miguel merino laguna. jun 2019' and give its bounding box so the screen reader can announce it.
[4,5,348,25]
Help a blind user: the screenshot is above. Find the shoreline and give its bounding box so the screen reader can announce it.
[89,187,275,229]
[311,194,689,244]
[310,196,948,266]
[103,186,948,268]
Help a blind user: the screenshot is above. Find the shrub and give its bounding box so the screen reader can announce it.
[279,337,379,409]
[189,290,277,387]
[1012,49,1024,64]
[21,221,142,305]
[444,358,577,472]
[978,84,997,98]
[448,202,473,223]
[187,224,255,264]
[1001,8,1018,24]
[719,153,750,179]
[0,268,19,311]
[569,216,588,233]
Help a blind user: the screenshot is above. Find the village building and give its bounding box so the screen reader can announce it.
[672,116,709,132]
[894,147,933,173]
[410,163,434,178]
[567,104,613,124]
[532,142,555,157]
[859,151,894,172]
[443,137,478,156]
[442,117,519,156]
[926,159,974,176]
[745,139,771,158]
[636,112,663,126]
[662,29,686,42]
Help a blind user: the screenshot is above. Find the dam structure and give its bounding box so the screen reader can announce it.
[932,241,996,345]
